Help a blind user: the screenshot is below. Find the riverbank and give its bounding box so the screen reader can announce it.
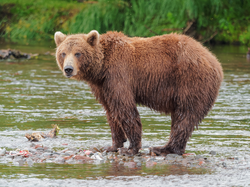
[1,0,250,45]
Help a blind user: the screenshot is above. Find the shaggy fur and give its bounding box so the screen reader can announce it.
[54,30,223,156]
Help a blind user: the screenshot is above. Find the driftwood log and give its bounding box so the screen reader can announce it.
[0,49,38,60]
[25,125,60,142]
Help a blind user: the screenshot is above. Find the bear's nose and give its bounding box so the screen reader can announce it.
[64,65,74,76]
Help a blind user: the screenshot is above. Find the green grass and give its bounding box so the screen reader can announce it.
[0,0,86,41]
[1,0,250,45]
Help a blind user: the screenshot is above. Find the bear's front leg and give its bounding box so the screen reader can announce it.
[102,76,142,156]
[118,113,142,156]
[105,111,127,152]
[108,105,142,156]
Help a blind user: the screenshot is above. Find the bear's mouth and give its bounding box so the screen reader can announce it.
[65,75,73,78]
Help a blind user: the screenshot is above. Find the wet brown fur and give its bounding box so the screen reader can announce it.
[55,31,223,156]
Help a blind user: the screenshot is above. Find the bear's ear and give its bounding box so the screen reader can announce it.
[87,30,99,46]
[54,31,66,46]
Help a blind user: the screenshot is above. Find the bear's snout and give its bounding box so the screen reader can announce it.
[64,65,74,78]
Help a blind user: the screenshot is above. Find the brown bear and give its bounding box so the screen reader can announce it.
[54,30,223,156]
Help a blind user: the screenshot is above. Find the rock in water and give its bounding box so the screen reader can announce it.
[0,148,6,156]
[209,151,217,155]
[26,157,34,167]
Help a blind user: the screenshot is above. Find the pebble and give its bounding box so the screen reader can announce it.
[195,155,204,159]
[65,158,74,164]
[182,159,191,166]
[26,157,33,167]
[124,161,136,168]
[155,156,166,161]
[60,148,68,153]
[44,149,53,153]
[183,153,196,157]
[0,148,6,156]
[7,155,14,159]
[45,159,54,163]
[94,159,105,164]
[42,153,52,157]
[65,151,75,155]
[55,157,66,164]
[176,155,184,161]
[102,150,107,156]
[28,148,37,154]
[199,160,205,166]
[166,154,179,160]
[13,156,25,166]
[222,162,227,167]
[85,150,93,156]
[209,151,217,155]
[136,162,142,167]
[91,152,103,160]
[133,156,142,162]
[60,153,71,157]
[139,148,150,155]
[74,155,92,160]
[68,148,77,152]
[146,161,157,167]
[118,161,124,165]
[36,147,44,151]
[9,151,17,155]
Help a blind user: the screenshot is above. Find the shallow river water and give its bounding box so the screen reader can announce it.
[0,41,250,187]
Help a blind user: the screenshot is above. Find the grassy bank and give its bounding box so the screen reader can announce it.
[0,0,87,41]
[1,0,250,45]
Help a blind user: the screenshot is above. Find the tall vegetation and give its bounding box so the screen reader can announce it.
[1,0,250,45]
[0,0,86,41]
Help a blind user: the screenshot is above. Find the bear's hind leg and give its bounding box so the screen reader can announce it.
[150,112,196,156]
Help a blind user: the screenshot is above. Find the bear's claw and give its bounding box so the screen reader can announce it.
[149,146,174,156]
[104,146,120,152]
[118,147,139,156]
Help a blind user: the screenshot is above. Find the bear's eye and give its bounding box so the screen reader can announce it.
[61,53,66,58]
[75,53,81,58]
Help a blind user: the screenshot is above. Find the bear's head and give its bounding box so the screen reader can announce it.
[54,30,103,81]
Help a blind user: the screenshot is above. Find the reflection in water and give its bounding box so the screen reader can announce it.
[0,162,209,179]
[0,44,250,186]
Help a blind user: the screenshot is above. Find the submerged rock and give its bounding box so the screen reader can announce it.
[166,154,179,160]
[209,151,217,155]
[0,148,6,156]
[124,161,136,168]
[91,152,104,160]
[26,157,34,167]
